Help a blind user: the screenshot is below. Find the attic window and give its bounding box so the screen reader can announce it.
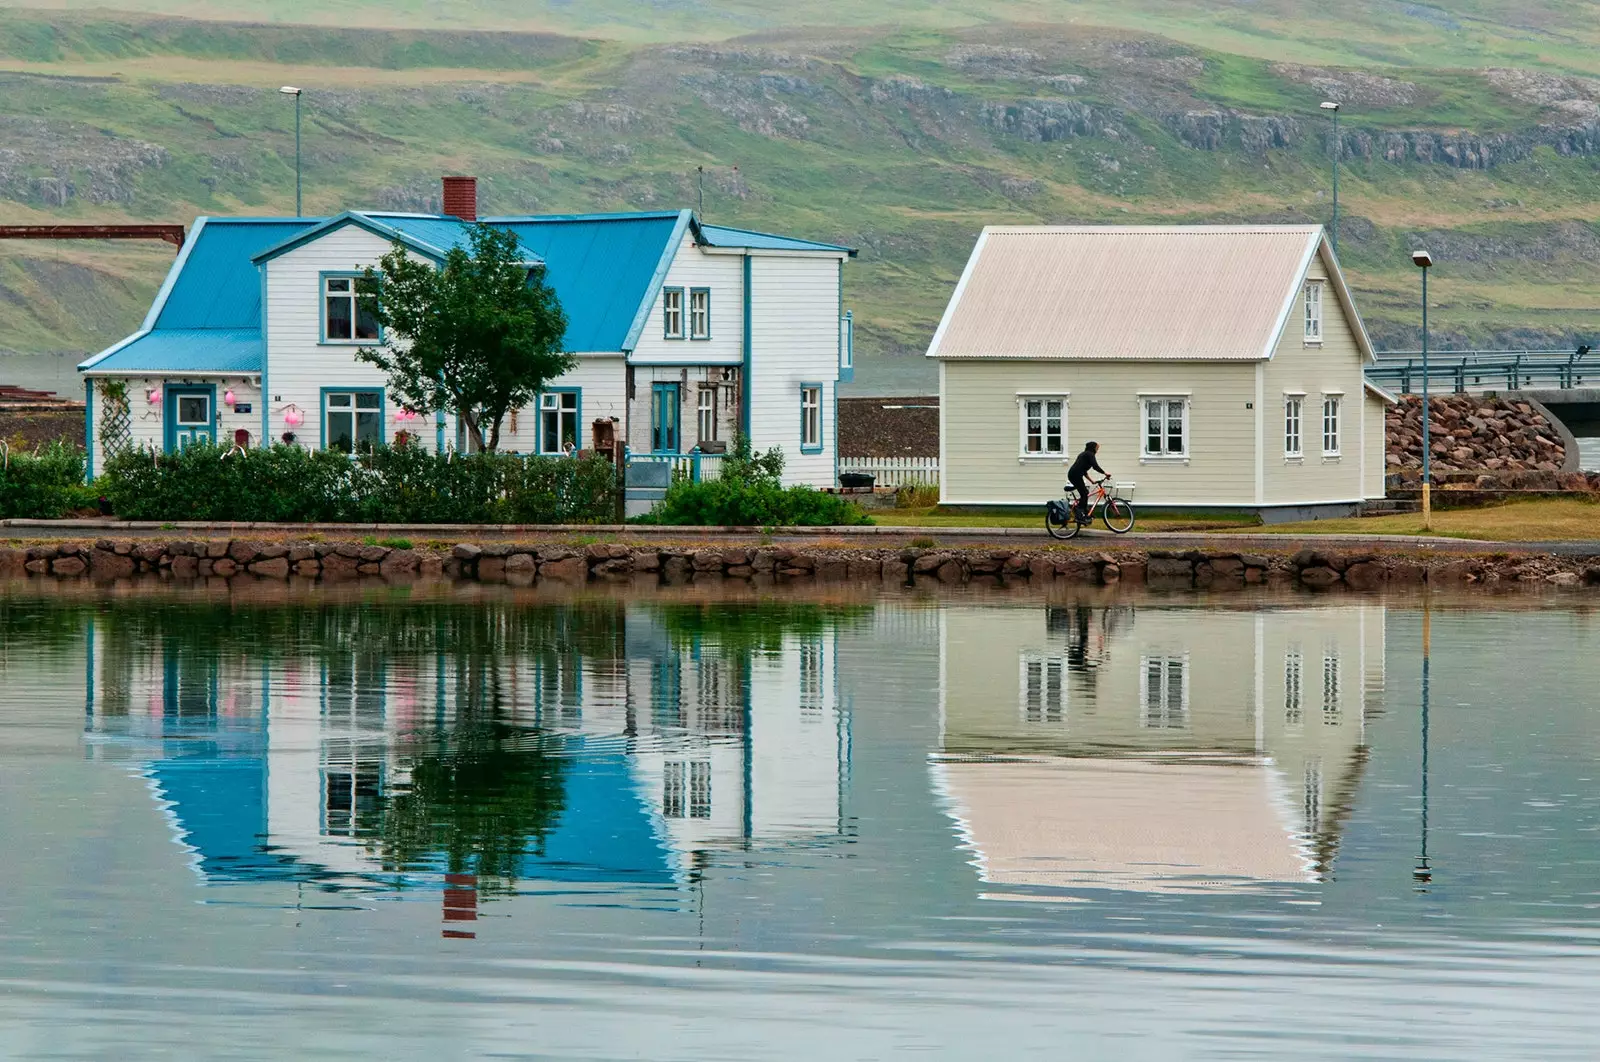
[1303,282,1323,343]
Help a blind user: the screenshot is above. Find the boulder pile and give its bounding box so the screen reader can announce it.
[1386,394,1566,475]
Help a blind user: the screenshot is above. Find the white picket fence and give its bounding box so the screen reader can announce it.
[838,456,939,488]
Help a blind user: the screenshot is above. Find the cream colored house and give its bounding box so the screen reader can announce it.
[928,225,1394,520]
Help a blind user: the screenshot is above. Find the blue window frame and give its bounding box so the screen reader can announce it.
[320,387,385,453]
[800,383,823,454]
[320,271,381,344]
[688,288,711,340]
[538,388,582,455]
[652,383,681,453]
[164,384,217,453]
[662,287,685,340]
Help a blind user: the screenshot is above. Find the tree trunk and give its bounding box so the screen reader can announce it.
[486,411,503,452]
[459,408,486,453]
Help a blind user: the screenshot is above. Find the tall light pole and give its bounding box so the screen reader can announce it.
[280,86,303,217]
[1413,249,1434,530]
[1320,101,1340,257]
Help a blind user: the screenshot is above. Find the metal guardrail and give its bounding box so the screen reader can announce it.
[1369,347,1597,393]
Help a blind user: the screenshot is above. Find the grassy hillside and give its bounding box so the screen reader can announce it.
[0,5,1598,394]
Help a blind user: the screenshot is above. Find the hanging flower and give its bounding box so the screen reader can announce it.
[283,406,304,428]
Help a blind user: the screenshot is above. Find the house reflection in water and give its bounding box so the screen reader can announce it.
[82,602,850,917]
[933,603,1385,896]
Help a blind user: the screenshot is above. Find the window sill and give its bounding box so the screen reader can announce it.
[1303,339,1323,347]
[319,339,379,347]
[1322,454,1342,463]
[663,335,687,342]
[799,446,824,455]
[1284,455,1304,463]
[1140,455,1190,464]
[690,334,711,342]
[1017,454,1066,463]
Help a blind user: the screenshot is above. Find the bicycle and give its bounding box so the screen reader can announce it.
[1045,477,1136,539]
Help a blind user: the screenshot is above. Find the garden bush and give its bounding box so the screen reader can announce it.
[0,441,94,519]
[637,435,870,527]
[98,443,619,524]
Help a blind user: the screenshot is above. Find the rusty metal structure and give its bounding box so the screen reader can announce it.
[0,224,186,251]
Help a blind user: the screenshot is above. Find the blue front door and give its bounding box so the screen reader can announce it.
[651,383,680,453]
[165,385,216,452]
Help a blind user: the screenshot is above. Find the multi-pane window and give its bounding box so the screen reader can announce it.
[662,288,685,339]
[697,387,717,444]
[799,639,825,718]
[1284,651,1304,727]
[1021,397,1065,456]
[688,289,710,339]
[539,391,579,454]
[1322,395,1341,455]
[1322,653,1341,725]
[1284,396,1303,457]
[801,385,822,450]
[322,767,381,837]
[1140,655,1189,729]
[1021,651,1067,723]
[324,276,380,342]
[1143,397,1187,457]
[1304,282,1323,342]
[325,391,381,453]
[663,759,711,819]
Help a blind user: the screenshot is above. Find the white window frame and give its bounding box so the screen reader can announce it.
[1303,281,1323,344]
[697,386,717,444]
[688,288,710,340]
[1321,393,1342,457]
[175,393,211,427]
[324,390,382,453]
[538,390,579,455]
[1139,654,1190,729]
[800,385,822,451]
[1322,652,1341,726]
[1284,393,1304,459]
[1019,650,1068,724]
[323,275,380,343]
[1139,395,1190,461]
[1017,394,1067,460]
[662,287,685,339]
[1284,650,1304,729]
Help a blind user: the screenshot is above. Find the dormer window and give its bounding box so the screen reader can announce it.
[1303,281,1323,343]
[324,275,379,342]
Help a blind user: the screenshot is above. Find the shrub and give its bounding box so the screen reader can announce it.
[0,441,94,519]
[643,478,870,527]
[97,443,619,524]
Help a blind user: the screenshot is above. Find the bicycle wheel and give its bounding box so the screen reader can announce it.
[1102,498,1136,534]
[1045,502,1079,539]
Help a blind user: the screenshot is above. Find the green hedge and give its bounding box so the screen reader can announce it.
[640,478,871,527]
[0,441,93,519]
[98,443,619,524]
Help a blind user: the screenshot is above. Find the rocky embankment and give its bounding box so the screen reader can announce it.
[1384,394,1600,493]
[4,538,1598,590]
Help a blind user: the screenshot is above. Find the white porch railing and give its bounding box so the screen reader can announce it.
[838,456,939,487]
[628,451,724,483]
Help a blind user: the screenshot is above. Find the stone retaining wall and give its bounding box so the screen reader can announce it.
[3,538,1598,590]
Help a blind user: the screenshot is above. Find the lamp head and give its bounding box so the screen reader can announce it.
[1319,100,1340,111]
[279,85,302,96]
[1411,249,1433,269]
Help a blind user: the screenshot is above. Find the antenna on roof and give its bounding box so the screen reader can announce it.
[697,166,704,219]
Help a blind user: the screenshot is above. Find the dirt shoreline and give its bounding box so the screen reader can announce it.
[3,536,1597,590]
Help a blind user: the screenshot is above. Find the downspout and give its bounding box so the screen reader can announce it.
[741,253,752,439]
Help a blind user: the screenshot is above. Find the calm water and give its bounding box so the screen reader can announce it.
[2,581,1599,1060]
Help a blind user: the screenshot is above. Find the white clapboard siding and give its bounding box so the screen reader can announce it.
[748,256,841,488]
[838,456,939,487]
[630,232,744,367]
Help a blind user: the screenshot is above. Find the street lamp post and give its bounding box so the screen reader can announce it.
[1320,101,1340,256]
[280,86,303,217]
[1413,249,1434,530]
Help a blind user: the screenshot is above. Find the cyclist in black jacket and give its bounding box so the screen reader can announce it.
[1067,442,1107,522]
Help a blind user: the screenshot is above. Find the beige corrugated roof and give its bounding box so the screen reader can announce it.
[935,758,1313,894]
[928,225,1323,361]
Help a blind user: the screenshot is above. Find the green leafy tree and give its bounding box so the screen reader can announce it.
[359,224,572,451]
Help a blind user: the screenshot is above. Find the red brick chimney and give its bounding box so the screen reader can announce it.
[442,176,477,222]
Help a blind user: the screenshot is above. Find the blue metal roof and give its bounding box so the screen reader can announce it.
[157,218,320,330]
[83,328,262,375]
[698,223,855,256]
[502,212,686,352]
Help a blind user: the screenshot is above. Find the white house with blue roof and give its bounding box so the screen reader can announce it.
[79,177,856,489]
